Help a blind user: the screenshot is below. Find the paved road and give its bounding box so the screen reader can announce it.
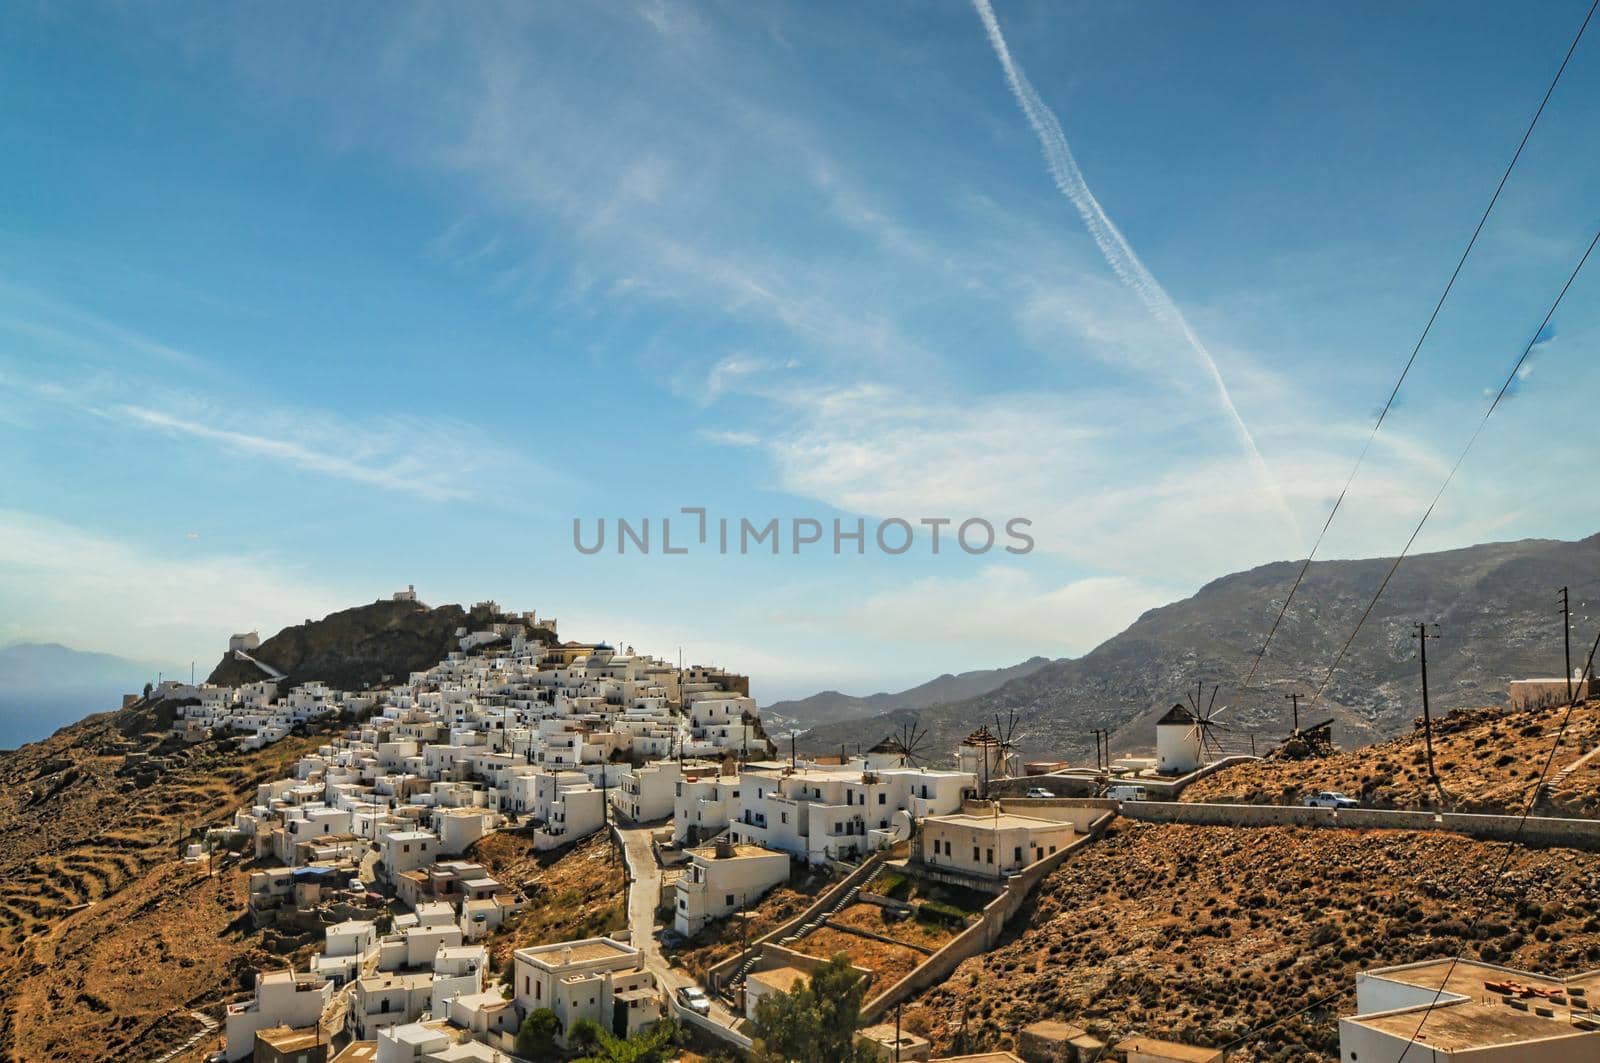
[616,825,744,1033]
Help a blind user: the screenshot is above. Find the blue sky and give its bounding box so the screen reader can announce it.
[2,1,1599,701]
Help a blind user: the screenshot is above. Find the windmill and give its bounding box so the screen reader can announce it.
[992,709,1023,779]
[887,718,931,768]
[1184,682,1232,762]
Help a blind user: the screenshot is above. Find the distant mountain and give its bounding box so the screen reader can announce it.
[797,534,1600,765]
[763,657,1055,731]
[0,642,161,748]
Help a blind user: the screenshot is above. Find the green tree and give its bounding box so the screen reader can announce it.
[516,1008,562,1058]
[569,1016,604,1054]
[751,954,876,1063]
[574,1017,681,1063]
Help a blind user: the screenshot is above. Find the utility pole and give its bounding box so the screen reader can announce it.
[1560,587,1573,705]
[1089,730,1102,770]
[895,1001,903,1063]
[1414,622,1441,783]
[1284,692,1301,734]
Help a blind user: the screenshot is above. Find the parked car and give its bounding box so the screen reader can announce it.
[1106,784,1148,801]
[657,928,686,950]
[1024,787,1056,799]
[1304,791,1358,809]
[677,985,712,1015]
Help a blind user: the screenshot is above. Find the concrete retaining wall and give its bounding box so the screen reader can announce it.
[987,756,1259,801]
[705,850,890,993]
[858,809,1115,1024]
[1119,801,1335,828]
[1117,801,1600,851]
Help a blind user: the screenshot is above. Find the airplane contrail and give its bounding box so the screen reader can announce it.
[972,0,1300,543]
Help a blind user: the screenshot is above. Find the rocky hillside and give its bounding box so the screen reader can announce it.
[800,534,1600,763]
[0,699,325,1061]
[1184,700,1600,816]
[902,820,1600,1061]
[206,598,556,691]
[764,657,1054,732]
[0,691,641,1062]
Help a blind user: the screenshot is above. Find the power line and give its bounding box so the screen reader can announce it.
[1309,220,1600,711]
[1240,0,1599,691]
[1390,623,1600,1059]
[1217,624,1600,1062]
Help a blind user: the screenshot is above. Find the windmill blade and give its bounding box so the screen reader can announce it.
[1208,703,1231,724]
[1206,685,1219,718]
[994,709,1020,751]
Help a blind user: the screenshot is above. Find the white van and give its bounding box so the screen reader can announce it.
[1106,784,1148,802]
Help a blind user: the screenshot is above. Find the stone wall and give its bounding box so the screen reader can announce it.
[705,849,891,993]
[858,809,1116,1024]
[1117,800,1600,850]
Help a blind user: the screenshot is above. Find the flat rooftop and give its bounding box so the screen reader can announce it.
[689,843,787,861]
[1368,959,1569,999]
[518,938,635,966]
[330,1044,378,1063]
[1113,1036,1222,1062]
[748,965,810,994]
[256,1025,324,1051]
[927,812,1076,832]
[1349,1000,1598,1051]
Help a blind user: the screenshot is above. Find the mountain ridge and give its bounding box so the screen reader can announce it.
[797,533,1600,763]
[763,656,1056,731]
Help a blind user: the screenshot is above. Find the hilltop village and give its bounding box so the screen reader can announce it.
[75,593,1600,1063]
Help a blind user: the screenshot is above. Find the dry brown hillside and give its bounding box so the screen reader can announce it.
[902,820,1600,1062]
[1184,700,1600,815]
[0,700,628,1062]
[0,701,322,1062]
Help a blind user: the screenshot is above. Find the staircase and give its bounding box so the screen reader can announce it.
[1545,743,1600,799]
[730,862,890,988]
[775,863,887,948]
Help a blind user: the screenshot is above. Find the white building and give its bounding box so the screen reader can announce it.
[1339,958,1600,1062]
[512,938,659,1046]
[429,944,489,1018]
[956,727,1021,788]
[380,830,439,883]
[352,971,435,1040]
[674,840,791,936]
[223,969,333,1061]
[312,919,378,984]
[1155,704,1202,776]
[613,759,680,824]
[673,770,741,845]
[731,764,972,865]
[918,810,1080,879]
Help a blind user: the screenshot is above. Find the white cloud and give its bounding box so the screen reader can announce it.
[0,509,349,663]
[844,566,1173,655]
[117,405,481,503]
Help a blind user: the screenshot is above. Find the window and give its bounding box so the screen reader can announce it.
[986,848,994,864]
[1014,846,1023,863]
[678,899,686,910]
[725,894,735,907]
[973,846,980,862]
[878,793,886,805]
